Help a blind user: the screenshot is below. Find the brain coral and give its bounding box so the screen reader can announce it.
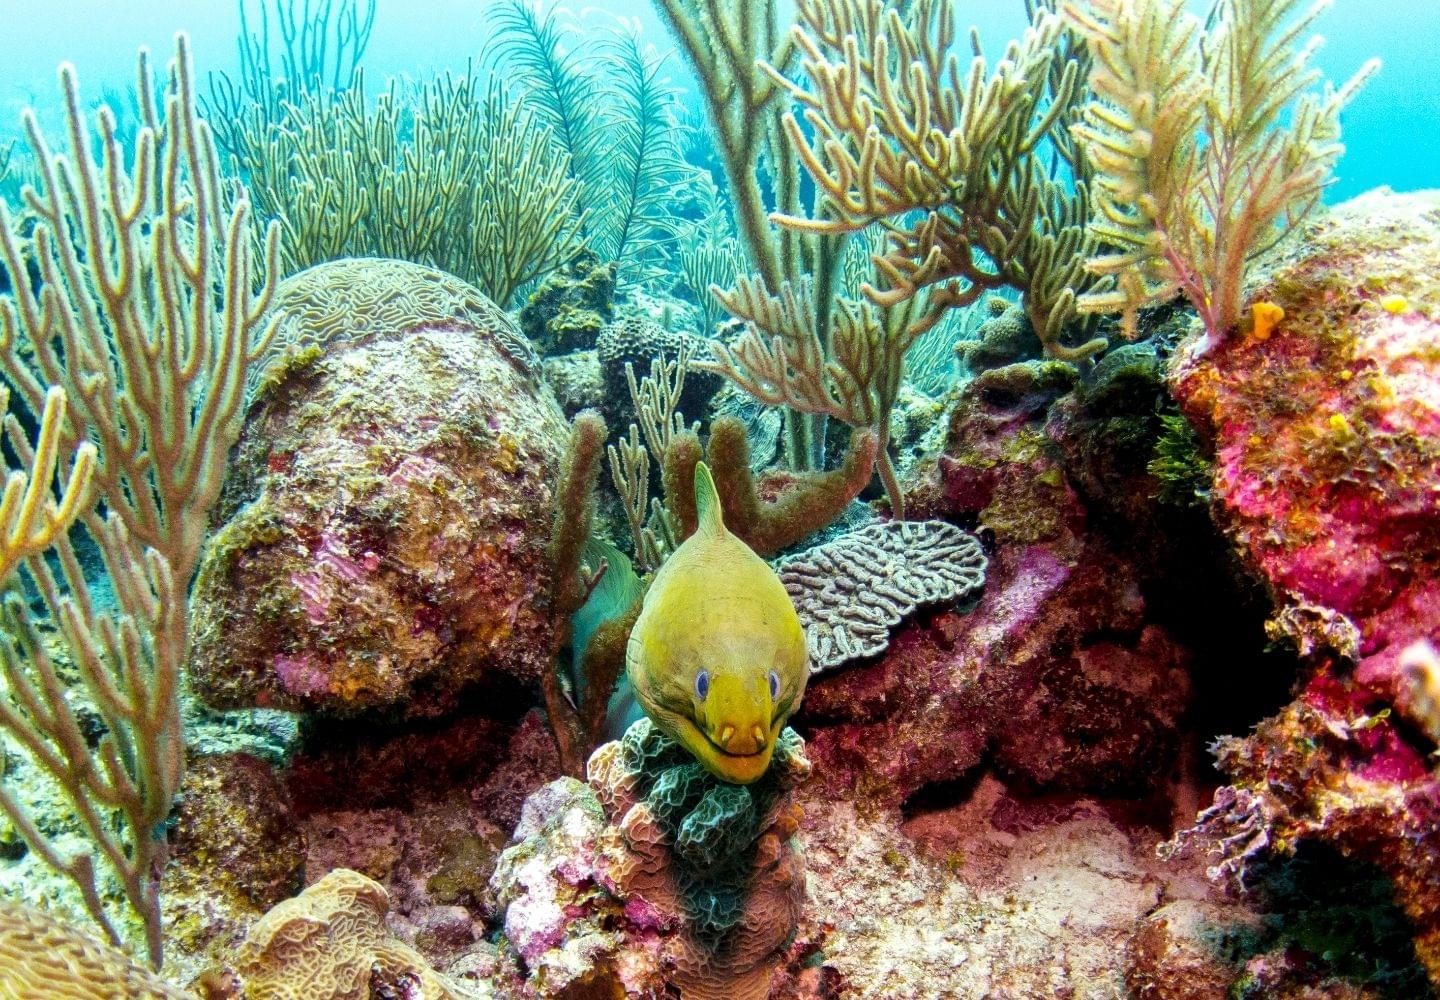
[775,519,988,673]
[589,719,810,1000]
[189,258,570,717]
[232,868,484,1000]
[0,900,193,999]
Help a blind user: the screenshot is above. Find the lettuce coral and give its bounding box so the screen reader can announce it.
[589,719,810,1000]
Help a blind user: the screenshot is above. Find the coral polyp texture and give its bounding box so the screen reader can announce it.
[491,720,810,1000]
[1165,189,1440,987]
[189,258,570,717]
[0,900,194,1000]
[230,868,485,999]
[775,519,988,673]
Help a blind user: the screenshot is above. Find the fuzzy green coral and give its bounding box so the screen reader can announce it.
[1149,410,1213,509]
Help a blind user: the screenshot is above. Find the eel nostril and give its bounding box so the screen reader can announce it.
[752,725,765,748]
[720,724,735,747]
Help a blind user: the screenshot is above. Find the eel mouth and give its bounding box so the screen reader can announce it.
[674,716,775,783]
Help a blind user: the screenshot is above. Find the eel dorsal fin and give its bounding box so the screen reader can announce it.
[693,461,726,538]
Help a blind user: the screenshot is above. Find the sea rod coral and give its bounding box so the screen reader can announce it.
[0,32,277,968]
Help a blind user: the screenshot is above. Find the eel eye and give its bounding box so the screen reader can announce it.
[695,670,710,700]
[768,671,780,700]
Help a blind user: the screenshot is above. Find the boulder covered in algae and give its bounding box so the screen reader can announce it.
[189,259,570,718]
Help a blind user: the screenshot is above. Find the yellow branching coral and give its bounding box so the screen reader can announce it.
[1063,0,1378,344]
[0,386,94,584]
[764,0,1110,362]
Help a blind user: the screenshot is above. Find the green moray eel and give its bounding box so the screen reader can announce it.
[626,461,809,784]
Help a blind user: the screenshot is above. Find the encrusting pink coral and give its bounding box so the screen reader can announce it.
[1164,189,1440,988]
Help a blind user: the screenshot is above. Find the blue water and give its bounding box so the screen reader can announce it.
[1,0,1434,201]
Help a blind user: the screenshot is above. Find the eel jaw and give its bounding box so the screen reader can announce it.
[671,715,778,785]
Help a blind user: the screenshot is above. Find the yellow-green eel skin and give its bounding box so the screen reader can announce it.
[626,462,809,784]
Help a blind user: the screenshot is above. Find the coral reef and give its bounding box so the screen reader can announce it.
[1167,686,1440,988]
[190,258,570,717]
[799,359,1194,806]
[1170,189,1440,703]
[171,755,305,915]
[1158,189,1440,988]
[487,3,690,278]
[775,520,988,673]
[227,71,583,306]
[591,721,809,999]
[668,417,880,559]
[595,316,720,431]
[539,351,605,418]
[228,868,485,999]
[955,300,1045,377]
[162,753,307,983]
[519,250,617,356]
[0,900,193,999]
[795,777,1226,999]
[492,720,810,1000]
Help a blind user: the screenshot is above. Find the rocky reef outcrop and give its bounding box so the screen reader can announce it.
[797,357,1196,808]
[189,259,571,718]
[1165,188,1440,986]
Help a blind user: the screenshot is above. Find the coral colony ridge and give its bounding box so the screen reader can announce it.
[1,0,1438,997]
